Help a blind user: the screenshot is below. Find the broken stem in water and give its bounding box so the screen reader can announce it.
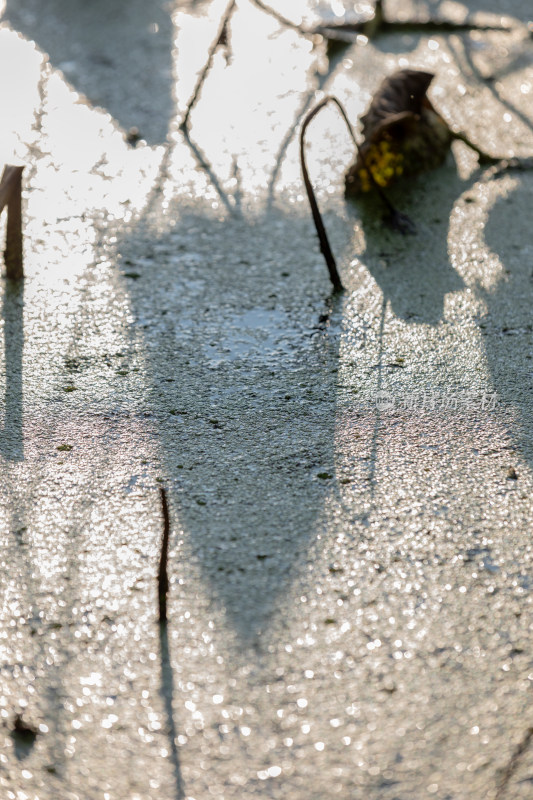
[158,487,170,624]
[0,165,24,280]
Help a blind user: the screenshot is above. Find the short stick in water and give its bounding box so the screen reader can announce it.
[158,487,170,623]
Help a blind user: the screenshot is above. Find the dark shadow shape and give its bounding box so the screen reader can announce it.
[1,0,175,145]
[180,126,238,216]
[482,180,533,473]
[118,208,341,644]
[159,622,185,799]
[10,715,37,760]
[338,165,480,521]
[0,281,24,460]
[347,165,468,325]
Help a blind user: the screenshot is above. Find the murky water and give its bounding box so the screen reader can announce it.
[0,1,532,798]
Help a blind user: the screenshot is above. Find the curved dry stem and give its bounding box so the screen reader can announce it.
[300,97,345,292]
[300,94,414,290]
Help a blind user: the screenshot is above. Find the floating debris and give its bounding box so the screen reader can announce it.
[126,126,141,146]
[345,70,452,195]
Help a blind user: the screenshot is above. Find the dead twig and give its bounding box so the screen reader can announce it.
[0,166,24,280]
[158,486,170,623]
[314,0,515,43]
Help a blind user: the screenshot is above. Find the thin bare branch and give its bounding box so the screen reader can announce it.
[300,94,414,290]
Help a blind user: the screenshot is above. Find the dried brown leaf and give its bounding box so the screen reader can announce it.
[346,69,453,195]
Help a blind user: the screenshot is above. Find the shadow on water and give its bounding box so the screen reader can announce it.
[1,0,175,145]
[482,179,533,473]
[159,622,185,799]
[118,143,525,653]
[337,164,472,515]
[0,281,23,461]
[0,0,346,651]
[351,166,468,325]
[121,207,342,645]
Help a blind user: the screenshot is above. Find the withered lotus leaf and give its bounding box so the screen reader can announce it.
[345,69,453,195]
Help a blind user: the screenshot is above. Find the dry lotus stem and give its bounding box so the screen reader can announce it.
[300,91,415,290]
[300,96,357,292]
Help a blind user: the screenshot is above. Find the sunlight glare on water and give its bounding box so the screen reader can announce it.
[170,1,319,204]
[0,28,41,165]
[0,23,166,416]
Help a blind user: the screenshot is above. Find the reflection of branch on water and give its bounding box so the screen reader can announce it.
[180,0,237,131]
[159,623,185,800]
[231,157,243,215]
[448,37,533,141]
[250,0,519,44]
[367,296,387,510]
[317,19,516,45]
[0,282,24,460]
[181,126,237,216]
[145,126,237,218]
[156,491,185,796]
[266,42,345,209]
